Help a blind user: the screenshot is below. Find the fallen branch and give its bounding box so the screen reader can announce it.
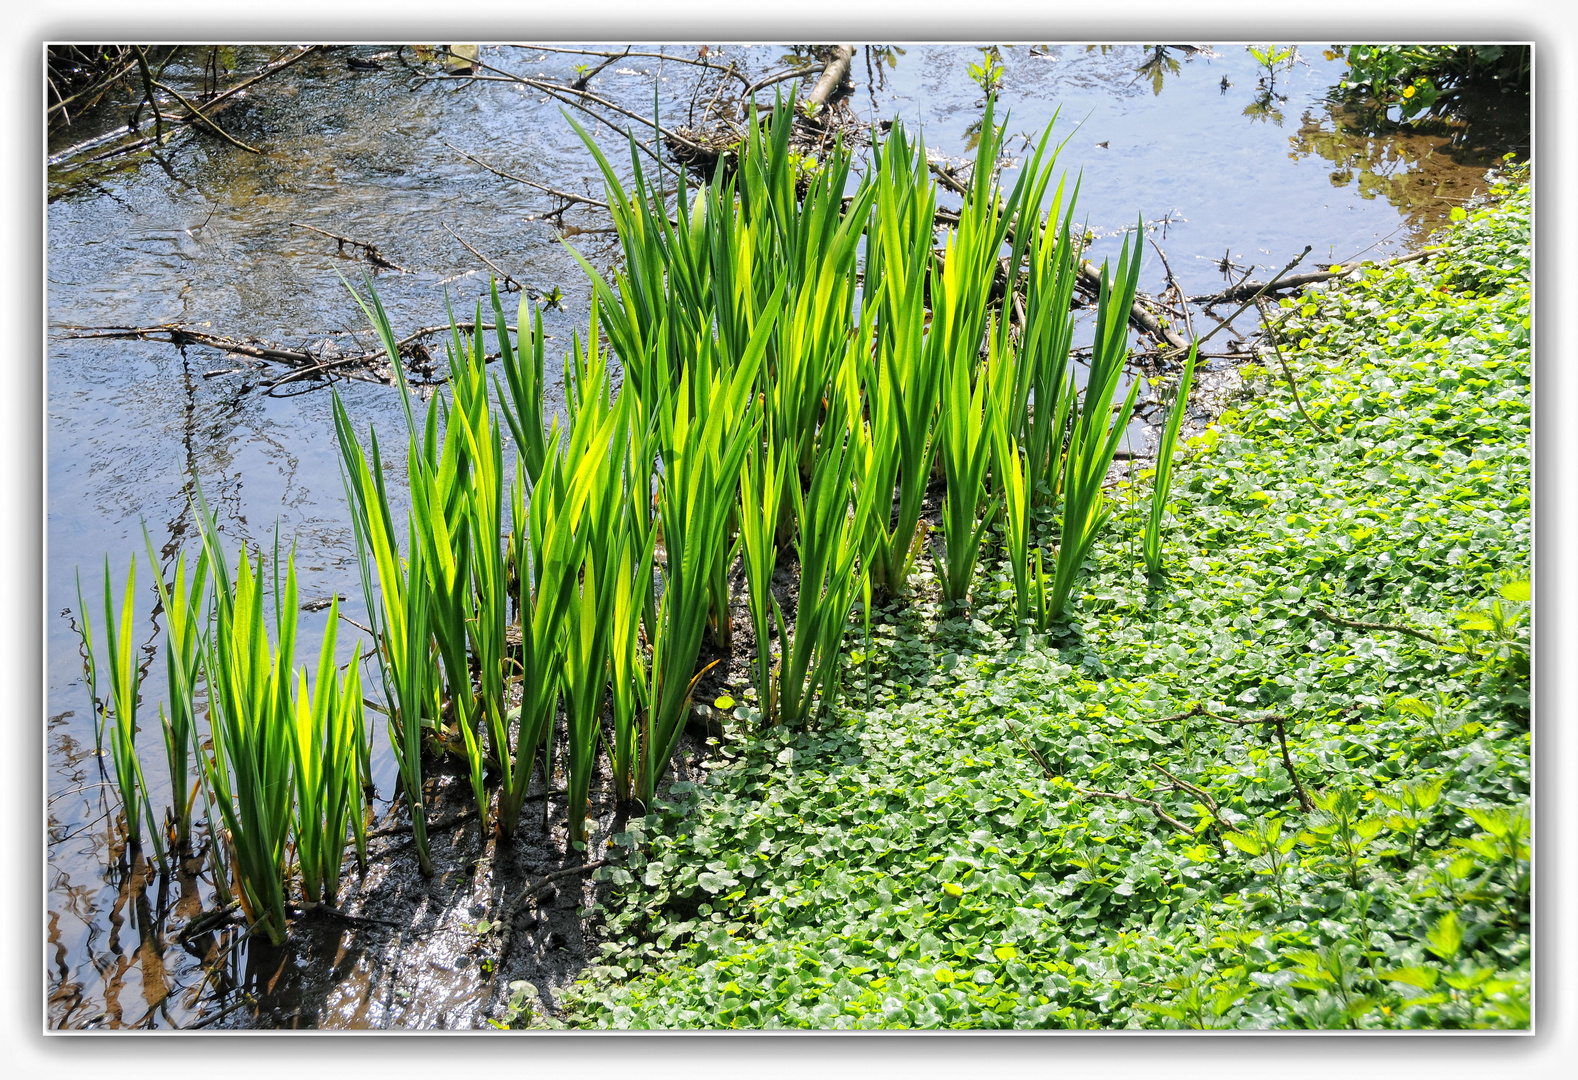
[931,202,1190,352]
[74,46,318,165]
[367,808,479,840]
[1198,710,1314,814]
[65,319,526,392]
[1309,606,1444,647]
[744,64,823,99]
[806,46,856,108]
[490,860,609,982]
[292,902,403,929]
[1005,717,1058,780]
[1146,234,1196,341]
[572,46,630,90]
[1074,787,1194,835]
[1193,245,1312,350]
[1149,763,1239,833]
[1254,297,1331,439]
[149,77,260,154]
[290,222,410,272]
[174,901,241,943]
[186,993,257,1030]
[65,325,389,390]
[504,44,752,88]
[130,46,166,146]
[471,55,708,157]
[1080,259,1192,351]
[1189,248,1444,305]
[443,142,610,216]
[442,223,522,292]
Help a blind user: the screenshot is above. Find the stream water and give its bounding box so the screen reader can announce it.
[44,42,1527,1029]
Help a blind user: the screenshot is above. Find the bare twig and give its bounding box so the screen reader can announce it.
[1309,606,1444,647]
[571,47,630,89]
[338,612,375,636]
[367,808,479,840]
[441,142,610,214]
[442,224,521,291]
[503,44,752,87]
[1145,234,1196,341]
[75,46,317,164]
[49,51,139,117]
[929,200,1189,352]
[490,860,609,981]
[1004,717,1057,779]
[290,222,410,272]
[293,902,403,929]
[174,901,240,943]
[130,46,165,145]
[187,992,257,1030]
[470,55,707,156]
[1193,245,1312,349]
[1253,298,1331,439]
[928,161,970,197]
[1197,710,1314,813]
[149,77,260,154]
[1189,248,1444,305]
[1080,259,1192,351]
[1074,788,1194,835]
[1150,763,1239,833]
[743,64,823,99]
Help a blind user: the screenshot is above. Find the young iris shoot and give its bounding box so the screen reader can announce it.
[195,499,298,945]
[289,600,366,905]
[1143,343,1198,580]
[1047,227,1145,620]
[84,555,163,866]
[141,530,211,853]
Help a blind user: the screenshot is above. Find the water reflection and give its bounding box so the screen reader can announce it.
[1291,90,1529,231]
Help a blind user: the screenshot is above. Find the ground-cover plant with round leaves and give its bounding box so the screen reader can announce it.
[558,173,1529,1030]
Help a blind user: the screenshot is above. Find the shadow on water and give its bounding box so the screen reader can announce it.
[44,42,1527,1029]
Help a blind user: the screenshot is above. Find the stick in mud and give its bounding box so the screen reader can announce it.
[488,860,609,991]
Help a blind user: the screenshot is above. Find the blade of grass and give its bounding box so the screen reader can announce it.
[1144,343,1198,579]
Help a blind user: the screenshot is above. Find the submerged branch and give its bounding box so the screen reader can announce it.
[442,223,522,292]
[290,222,411,272]
[441,142,610,214]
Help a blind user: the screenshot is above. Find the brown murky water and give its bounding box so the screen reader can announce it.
[45,43,1527,1029]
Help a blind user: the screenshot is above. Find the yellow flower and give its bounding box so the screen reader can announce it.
[1403,86,1416,99]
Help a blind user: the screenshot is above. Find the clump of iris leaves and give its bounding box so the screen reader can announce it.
[559,169,1530,1030]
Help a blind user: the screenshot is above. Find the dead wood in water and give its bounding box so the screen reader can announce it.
[290,222,411,273]
[63,320,525,394]
[806,46,856,108]
[442,224,523,292]
[1190,247,1443,305]
[743,64,823,99]
[441,142,618,225]
[63,46,320,166]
